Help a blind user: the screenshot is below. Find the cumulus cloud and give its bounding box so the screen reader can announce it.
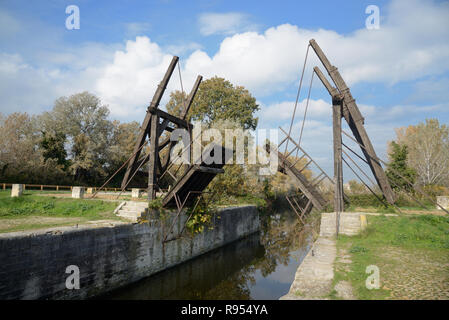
[198,12,255,36]
[95,36,176,116]
[185,0,449,96]
[2,0,449,123]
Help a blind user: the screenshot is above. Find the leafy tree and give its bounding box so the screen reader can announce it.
[167,79,260,201]
[105,120,141,185]
[167,77,259,130]
[394,119,449,186]
[39,91,112,184]
[348,179,368,194]
[0,113,39,180]
[0,112,70,184]
[39,131,69,169]
[386,141,416,191]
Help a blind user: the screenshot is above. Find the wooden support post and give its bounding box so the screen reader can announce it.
[333,96,344,213]
[148,115,159,201]
[310,41,395,204]
[121,56,179,189]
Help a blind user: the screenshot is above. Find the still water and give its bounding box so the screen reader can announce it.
[101,210,317,300]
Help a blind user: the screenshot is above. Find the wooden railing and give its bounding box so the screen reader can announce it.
[1,183,128,192]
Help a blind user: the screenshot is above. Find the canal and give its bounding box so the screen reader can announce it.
[100,209,319,300]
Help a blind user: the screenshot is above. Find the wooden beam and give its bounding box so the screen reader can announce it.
[195,165,224,174]
[149,107,190,128]
[180,75,202,120]
[121,56,179,189]
[148,115,160,201]
[309,39,395,205]
[277,150,327,210]
[333,96,344,213]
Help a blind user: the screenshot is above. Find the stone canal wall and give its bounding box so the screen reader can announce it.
[0,206,260,300]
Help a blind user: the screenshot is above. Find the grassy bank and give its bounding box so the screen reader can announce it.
[0,190,119,233]
[334,214,449,299]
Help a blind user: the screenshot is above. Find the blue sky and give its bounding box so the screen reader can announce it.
[1,0,449,182]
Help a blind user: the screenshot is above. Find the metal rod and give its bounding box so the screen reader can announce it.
[342,142,369,165]
[342,129,448,214]
[342,157,387,208]
[285,44,310,155]
[92,141,148,199]
[297,69,315,151]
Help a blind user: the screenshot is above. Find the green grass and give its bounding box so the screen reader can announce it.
[336,214,449,299]
[0,190,117,219]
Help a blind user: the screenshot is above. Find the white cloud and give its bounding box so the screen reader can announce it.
[198,12,255,36]
[95,36,186,117]
[185,0,449,96]
[2,0,449,123]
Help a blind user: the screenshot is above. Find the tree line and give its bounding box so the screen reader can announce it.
[385,118,449,196]
[1,75,446,201]
[0,77,265,200]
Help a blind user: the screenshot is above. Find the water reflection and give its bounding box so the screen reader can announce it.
[101,210,315,300]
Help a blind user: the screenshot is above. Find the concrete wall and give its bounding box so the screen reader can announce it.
[0,206,259,300]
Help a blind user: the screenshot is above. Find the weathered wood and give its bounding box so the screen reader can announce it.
[148,115,159,201]
[121,56,179,189]
[149,108,190,129]
[277,150,327,210]
[196,165,225,174]
[333,96,344,212]
[159,76,202,172]
[310,39,395,204]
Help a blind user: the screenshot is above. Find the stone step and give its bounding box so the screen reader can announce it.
[117,210,143,217]
[117,212,141,218]
[125,202,148,207]
[117,215,139,223]
[124,207,148,211]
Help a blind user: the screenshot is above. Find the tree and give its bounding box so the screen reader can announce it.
[167,78,260,200]
[39,131,69,169]
[0,112,71,184]
[394,119,449,186]
[0,113,39,180]
[386,141,416,191]
[39,91,112,184]
[166,77,259,130]
[105,120,141,185]
[348,179,368,194]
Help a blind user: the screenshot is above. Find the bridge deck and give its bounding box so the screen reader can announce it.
[277,150,328,211]
[162,144,230,208]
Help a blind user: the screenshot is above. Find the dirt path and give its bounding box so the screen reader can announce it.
[0,216,85,233]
